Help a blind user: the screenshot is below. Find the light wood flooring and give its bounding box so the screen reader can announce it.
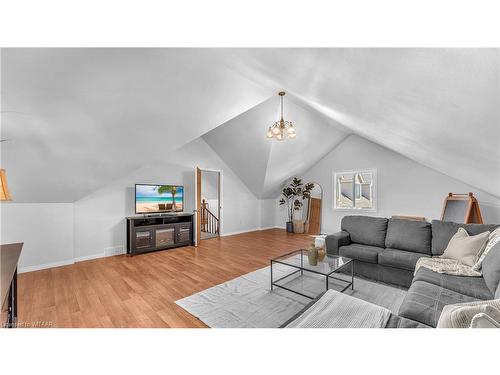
[18,229,313,328]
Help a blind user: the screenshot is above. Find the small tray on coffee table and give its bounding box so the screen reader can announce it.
[270,249,353,299]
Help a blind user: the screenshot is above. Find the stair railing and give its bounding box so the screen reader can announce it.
[201,199,219,235]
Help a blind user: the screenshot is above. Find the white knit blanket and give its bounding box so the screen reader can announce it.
[414,257,481,277]
[285,290,392,328]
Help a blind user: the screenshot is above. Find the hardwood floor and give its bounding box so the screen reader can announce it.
[18,229,313,328]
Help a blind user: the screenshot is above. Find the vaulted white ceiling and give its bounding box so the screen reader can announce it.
[203,94,348,198]
[0,49,272,202]
[1,48,499,202]
[224,48,500,198]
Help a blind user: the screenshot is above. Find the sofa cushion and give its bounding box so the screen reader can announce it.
[378,248,430,271]
[470,312,500,328]
[398,280,478,327]
[339,244,385,264]
[472,227,500,271]
[482,240,500,296]
[437,300,500,328]
[385,315,430,328]
[341,216,388,248]
[413,267,493,300]
[325,231,351,256]
[441,228,490,267]
[431,220,499,256]
[385,219,432,254]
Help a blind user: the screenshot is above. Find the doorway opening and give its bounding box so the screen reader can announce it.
[303,182,323,235]
[195,168,221,243]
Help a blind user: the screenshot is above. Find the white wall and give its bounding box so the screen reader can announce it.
[0,138,271,272]
[7,133,497,272]
[0,203,74,272]
[202,95,348,199]
[201,170,219,200]
[258,199,279,229]
[2,48,272,203]
[73,138,263,260]
[276,135,500,232]
[201,170,219,218]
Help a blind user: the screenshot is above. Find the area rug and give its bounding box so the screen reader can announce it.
[175,262,407,328]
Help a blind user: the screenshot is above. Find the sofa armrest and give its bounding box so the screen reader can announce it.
[325,231,351,256]
[470,313,500,328]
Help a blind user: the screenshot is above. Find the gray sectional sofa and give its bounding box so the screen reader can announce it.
[325,216,500,327]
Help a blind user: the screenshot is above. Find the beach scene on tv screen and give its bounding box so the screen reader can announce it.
[136,185,184,213]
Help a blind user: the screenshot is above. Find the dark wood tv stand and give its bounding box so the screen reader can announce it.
[126,213,194,256]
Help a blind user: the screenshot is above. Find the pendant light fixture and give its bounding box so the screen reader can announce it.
[266,92,296,141]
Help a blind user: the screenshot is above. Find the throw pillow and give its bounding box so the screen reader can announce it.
[472,227,500,271]
[442,228,490,267]
[470,312,500,328]
[482,240,500,295]
[437,299,500,328]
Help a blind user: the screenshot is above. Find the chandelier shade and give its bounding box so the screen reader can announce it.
[267,92,296,141]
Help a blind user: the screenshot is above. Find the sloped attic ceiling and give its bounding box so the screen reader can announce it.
[0,48,273,202]
[1,48,499,203]
[225,48,500,198]
[202,94,348,198]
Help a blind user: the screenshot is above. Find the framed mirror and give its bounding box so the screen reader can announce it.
[333,169,376,211]
[303,182,323,234]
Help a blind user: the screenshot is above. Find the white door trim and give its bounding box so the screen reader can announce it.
[197,167,223,238]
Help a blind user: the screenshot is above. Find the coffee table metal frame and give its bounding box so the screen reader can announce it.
[270,249,354,300]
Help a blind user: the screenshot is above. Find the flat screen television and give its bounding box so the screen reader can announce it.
[135,184,184,214]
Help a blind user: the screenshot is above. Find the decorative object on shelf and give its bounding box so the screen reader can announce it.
[279,177,314,233]
[0,169,12,201]
[307,245,319,266]
[333,168,376,211]
[266,91,296,141]
[293,219,305,233]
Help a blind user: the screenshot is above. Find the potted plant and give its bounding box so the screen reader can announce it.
[279,177,314,233]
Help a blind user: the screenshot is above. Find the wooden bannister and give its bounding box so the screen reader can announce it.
[201,199,219,235]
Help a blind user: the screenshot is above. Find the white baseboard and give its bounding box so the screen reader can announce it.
[104,245,126,257]
[19,228,287,273]
[220,227,261,237]
[259,226,285,231]
[74,253,106,262]
[220,226,283,237]
[20,248,126,273]
[18,259,75,274]
[75,246,125,263]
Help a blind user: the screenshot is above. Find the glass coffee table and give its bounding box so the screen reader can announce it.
[270,249,354,299]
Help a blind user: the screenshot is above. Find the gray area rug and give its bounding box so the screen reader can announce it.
[175,263,407,328]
